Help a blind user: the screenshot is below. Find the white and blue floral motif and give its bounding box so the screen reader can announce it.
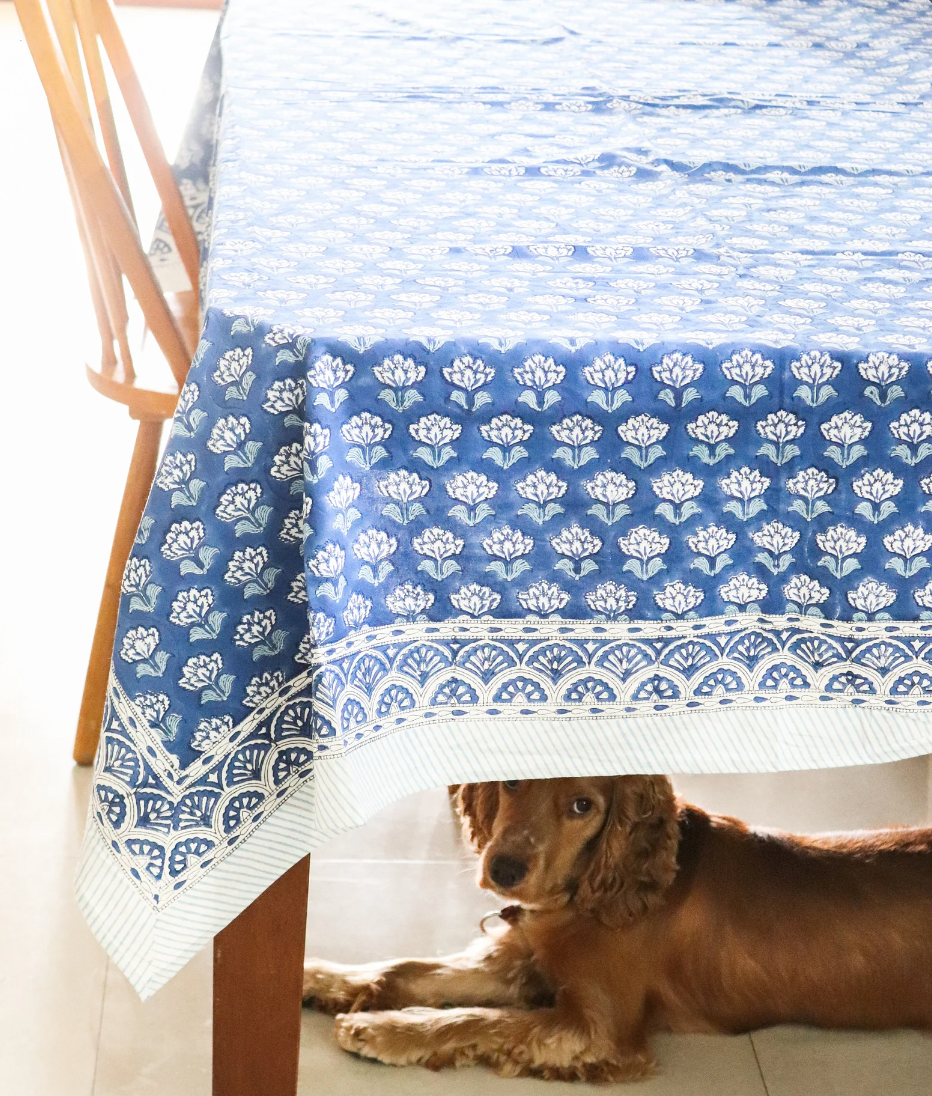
[94,0,932,922]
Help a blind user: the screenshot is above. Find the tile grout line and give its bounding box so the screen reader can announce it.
[88,957,110,1096]
[749,1033,772,1096]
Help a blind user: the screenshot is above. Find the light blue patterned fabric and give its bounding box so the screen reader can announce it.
[80,0,932,993]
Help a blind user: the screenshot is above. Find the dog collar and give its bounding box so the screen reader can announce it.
[479,904,524,934]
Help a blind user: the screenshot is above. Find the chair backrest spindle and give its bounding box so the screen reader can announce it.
[15,0,199,398]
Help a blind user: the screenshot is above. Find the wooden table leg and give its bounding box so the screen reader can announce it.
[213,855,310,1096]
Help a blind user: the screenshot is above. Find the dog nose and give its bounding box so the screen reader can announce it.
[489,855,528,889]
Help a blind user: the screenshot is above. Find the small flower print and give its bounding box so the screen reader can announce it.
[858,352,908,405]
[783,574,830,615]
[191,715,234,752]
[652,469,703,525]
[721,349,773,405]
[262,378,306,417]
[687,411,738,464]
[584,353,635,411]
[584,580,637,621]
[306,354,354,411]
[618,414,669,468]
[161,520,218,576]
[385,582,434,622]
[279,506,309,546]
[580,469,635,526]
[550,524,601,580]
[821,411,871,468]
[342,592,372,631]
[718,573,768,612]
[516,469,568,524]
[655,581,704,617]
[816,524,866,578]
[133,691,179,740]
[551,415,602,468]
[121,556,162,613]
[443,355,495,410]
[374,354,426,411]
[413,527,465,580]
[847,578,897,618]
[224,545,279,598]
[480,414,533,468]
[287,573,307,604]
[168,587,224,641]
[377,469,431,524]
[208,415,262,471]
[156,453,204,507]
[409,414,461,467]
[755,411,805,466]
[883,523,932,577]
[786,467,836,522]
[512,354,565,411]
[171,380,206,438]
[852,468,903,524]
[178,652,233,703]
[890,410,932,465]
[308,541,346,601]
[790,351,840,406]
[310,612,335,645]
[719,467,770,522]
[215,482,271,536]
[325,473,362,533]
[445,471,498,526]
[271,442,304,488]
[243,670,286,709]
[517,580,570,617]
[353,528,398,586]
[751,521,799,575]
[212,347,255,401]
[617,526,670,581]
[482,525,534,582]
[687,523,735,576]
[119,626,167,678]
[652,352,703,407]
[234,609,286,660]
[449,583,501,618]
[161,520,204,560]
[341,412,391,470]
[207,415,250,454]
[914,580,932,613]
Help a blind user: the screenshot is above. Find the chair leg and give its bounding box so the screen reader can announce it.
[73,416,164,764]
[213,855,311,1096]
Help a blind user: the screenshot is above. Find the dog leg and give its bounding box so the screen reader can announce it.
[333,1002,654,1082]
[304,932,542,1015]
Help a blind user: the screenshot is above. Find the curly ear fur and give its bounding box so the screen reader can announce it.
[454,782,500,852]
[574,775,680,928]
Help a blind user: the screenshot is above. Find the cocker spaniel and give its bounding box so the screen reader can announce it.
[302,775,932,1082]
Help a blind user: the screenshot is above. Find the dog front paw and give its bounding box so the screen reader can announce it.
[334,1009,443,1067]
[302,960,387,1015]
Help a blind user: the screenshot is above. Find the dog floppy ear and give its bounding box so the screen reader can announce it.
[454,782,500,852]
[574,775,680,928]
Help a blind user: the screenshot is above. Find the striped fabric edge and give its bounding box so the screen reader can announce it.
[76,702,932,999]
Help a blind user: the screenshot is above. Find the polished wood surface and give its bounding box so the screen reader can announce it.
[213,856,311,1096]
[73,418,164,765]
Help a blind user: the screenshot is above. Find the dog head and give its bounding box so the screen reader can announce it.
[455,776,680,927]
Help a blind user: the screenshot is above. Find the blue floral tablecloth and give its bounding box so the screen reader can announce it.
[79,0,932,996]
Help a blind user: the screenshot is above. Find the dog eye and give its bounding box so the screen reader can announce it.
[503,780,519,790]
[571,797,593,815]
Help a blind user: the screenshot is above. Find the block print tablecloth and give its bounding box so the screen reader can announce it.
[79,0,932,997]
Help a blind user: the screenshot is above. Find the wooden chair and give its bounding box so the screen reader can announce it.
[14,0,201,765]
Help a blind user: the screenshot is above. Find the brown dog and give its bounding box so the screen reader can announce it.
[302,776,932,1082]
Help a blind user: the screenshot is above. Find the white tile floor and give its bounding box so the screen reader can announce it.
[2,4,932,1093]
